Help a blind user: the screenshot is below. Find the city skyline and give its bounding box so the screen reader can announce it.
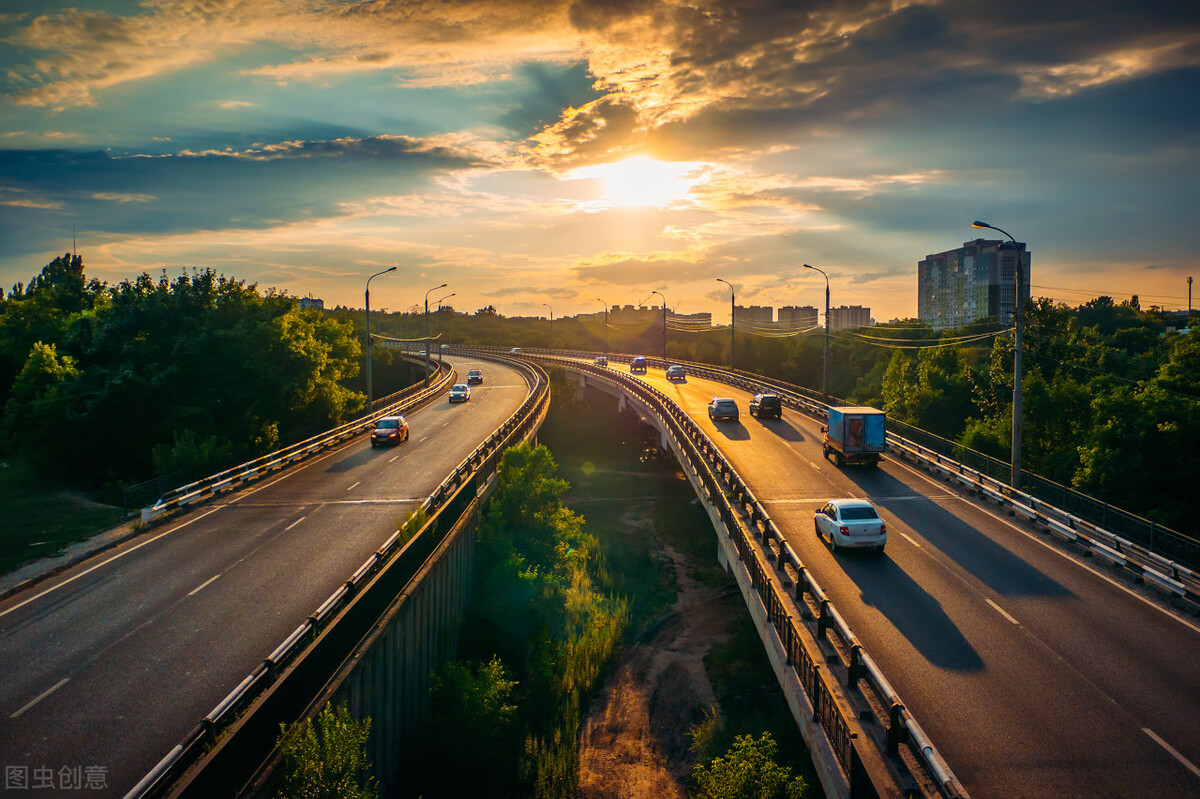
[2,1,1198,323]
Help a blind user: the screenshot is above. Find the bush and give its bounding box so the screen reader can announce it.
[690,733,808,799]
[274,703,376,799]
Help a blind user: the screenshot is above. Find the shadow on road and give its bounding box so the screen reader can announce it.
[752,417,806,442]
[710,421,750,441]
[831,549,985,672]
[843,466,1073,600]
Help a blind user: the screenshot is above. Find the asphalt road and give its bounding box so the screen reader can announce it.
[629,363,1200,799]
[0,357,529,798]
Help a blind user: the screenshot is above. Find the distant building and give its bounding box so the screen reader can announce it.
[918,239,1031,330]
[828,305,872,331]
[778,305,819,328]
[611,304,659,325]
[734,305,773,324]
[669,311,712,327]
[299,297,324,310]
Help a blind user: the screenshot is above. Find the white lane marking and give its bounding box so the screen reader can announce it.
[985,598,1020,625]
[389,455,401,463]
[285,516,306,531]
[0,507,222,620]
[419,436,429,442]
[11,678,69,719]
[346,481,361,492]
[1144,728,1200,779]
[187,574,221,597]
[889,457,1200,637]
[900,533,923,549]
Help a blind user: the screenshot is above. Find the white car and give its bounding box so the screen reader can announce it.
[448,383,470,403]
[814,499,886,553]
[509,347,522,354]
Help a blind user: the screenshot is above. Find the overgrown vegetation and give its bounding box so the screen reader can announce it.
[274,702,377,799]
[690,733,808,799]
[400,441,629,797]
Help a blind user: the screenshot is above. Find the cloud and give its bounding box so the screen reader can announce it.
[217,100,254,109]
[93,192,156,203]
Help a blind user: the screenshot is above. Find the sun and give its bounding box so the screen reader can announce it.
[572,157,703,208]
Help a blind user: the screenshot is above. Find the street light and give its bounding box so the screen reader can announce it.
[972,220,1026,490]
[649,290,666,359]
[435,292,455,363]
[542,303,554,350]
[803,264,830,404]
[364,266,397,412]
[596,298,609,354]
[423,282,447,385]
[716,278,735,371]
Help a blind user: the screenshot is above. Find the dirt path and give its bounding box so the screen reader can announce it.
[577,539,742,798]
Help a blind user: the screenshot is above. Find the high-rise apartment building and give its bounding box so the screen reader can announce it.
[918,239,1031,330]
[734,305,773,324]
[778,305,819,328]
[828,305,872,331]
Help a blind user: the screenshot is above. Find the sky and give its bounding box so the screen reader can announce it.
[1,0,1198,326]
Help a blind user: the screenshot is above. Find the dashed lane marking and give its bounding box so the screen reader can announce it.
[285,516,306,531]
[187,574,220,597]
[1144,728,1200,779]
[10,678,69,719]
[985,598,1020,625]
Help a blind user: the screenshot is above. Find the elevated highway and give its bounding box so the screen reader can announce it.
[563,356,1200,799]
[0,356,532,797]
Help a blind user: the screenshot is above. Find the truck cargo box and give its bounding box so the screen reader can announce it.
[823,406,885,466]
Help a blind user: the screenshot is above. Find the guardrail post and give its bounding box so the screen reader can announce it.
[816,598,831,640]
[886,703,909,755]
[847,645,864,690]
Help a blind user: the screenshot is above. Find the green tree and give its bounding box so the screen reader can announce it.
[690,733,808,799]
[275,703,376,799]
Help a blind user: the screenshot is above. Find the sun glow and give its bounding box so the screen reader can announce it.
[571,157,704,208]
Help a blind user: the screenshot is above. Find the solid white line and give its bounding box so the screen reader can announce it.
[900,533,923,549]
[0,507,222,620]
[1144,728,1200,779]
[890,457,1200,637]
[985,598,1020,625]
[346,481,361,492]
[284,516,306,531]
[11,678,69,719]
[187,574,220,597]
[389,455,401,463]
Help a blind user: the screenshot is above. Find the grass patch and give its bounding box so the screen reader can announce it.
[0,455,124,576]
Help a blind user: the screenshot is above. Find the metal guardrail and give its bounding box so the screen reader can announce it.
[492,349,966,799]
[140,357,455,523]
[125,355,550,799]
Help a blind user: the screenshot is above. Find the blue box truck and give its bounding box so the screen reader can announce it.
[823,406,885,467]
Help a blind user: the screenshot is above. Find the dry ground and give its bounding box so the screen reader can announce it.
[577,538,743,798]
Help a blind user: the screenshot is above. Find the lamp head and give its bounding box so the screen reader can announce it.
[803,263,813,269]
[386,266,398,273]
[972,220,990,230]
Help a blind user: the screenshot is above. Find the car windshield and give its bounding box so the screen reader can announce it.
[376,419,399,429]
[453,384,468,391]
[469,370,480,376]
[839,506,879,521]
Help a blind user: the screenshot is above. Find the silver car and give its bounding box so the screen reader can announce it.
[814,499,887,553]
[448,383,471,403]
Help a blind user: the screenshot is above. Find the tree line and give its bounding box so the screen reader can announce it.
[0,255,364,496]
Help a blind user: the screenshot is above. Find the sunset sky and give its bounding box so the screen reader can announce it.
[2,0,1198,324]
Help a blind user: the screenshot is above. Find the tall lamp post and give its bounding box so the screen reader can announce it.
[973,220,1026,490]
[716,278,735,370]
[423,282,447,385]
[802,264,830,404]
[435,292,455,363]
[596,298,609,354]
[649,290,667,359]
[542,303,554,350]
[364,266,397,411]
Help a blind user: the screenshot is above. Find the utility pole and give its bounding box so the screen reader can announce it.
[803,264,831,405]
[542,303,554,350]
[649,290,667,359]
[973,221,1026,490]
[364,266,397,411]
[423,282,447,386]
[717,279,735,371]
[596,298,609,354]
